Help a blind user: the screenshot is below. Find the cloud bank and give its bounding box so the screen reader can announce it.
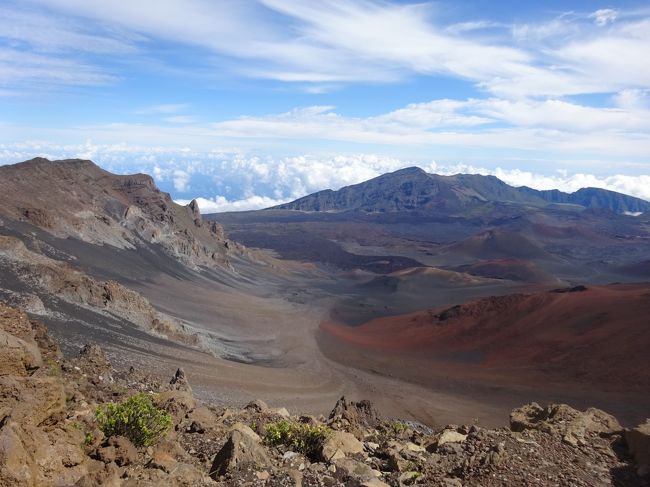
[1,142,648,214]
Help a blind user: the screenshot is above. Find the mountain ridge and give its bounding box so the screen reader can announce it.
[271,166,650,214]
[0,157,236,269]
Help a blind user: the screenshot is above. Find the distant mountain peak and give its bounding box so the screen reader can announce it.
[271,167,650,214]
[392,166,427,175]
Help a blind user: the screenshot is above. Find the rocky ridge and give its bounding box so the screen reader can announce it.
[0,158,238,269]
[1,302,648,486]
[0,235,199,346]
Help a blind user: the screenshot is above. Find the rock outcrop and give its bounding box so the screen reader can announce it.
[626,420,650,476]
[0,235,199,347]
[510,402,622,446]
[0,158,236,269]
[209,423,270,479]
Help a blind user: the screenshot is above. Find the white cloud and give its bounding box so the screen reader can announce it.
[1,1,647,99]
[0,5,137,54]
[613,89,650,110]
[446,21,501,34]
[1,142,649,206]
[207,99,650,157]
[453,166,650,202]
[2,94,650,160]
[0,47,116,87]
[589,9,619,26]
[172,169,190,192]
[175,195,289,213]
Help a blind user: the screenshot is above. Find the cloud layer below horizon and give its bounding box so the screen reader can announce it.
[2,143,648,213]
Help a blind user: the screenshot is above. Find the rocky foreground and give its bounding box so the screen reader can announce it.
[1,302,649,487]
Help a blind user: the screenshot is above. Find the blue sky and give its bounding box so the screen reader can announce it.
[1,0,650,211]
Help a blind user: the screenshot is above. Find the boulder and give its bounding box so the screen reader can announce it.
[78,343,111,376]
[0,304,44,376]
[626,420,650,477]
[329,396,380,430]
[0,330,42,376]
[0,419,90,487]
[106,436,137,467]
[510,403,621,446]
[74,461,122,487]
[30,320,62,362]
[0,420,36,486]
[510,403,545,432]
[209,423,269,479]
[271,407,291,418]
[244,399,269,413]
[169,367,192,394]
[333,457,380,483]
[0,376,65,427]
[157,390,196,424]
[385,448,409,472]
[437,430,468,446]
[320,430,365,462]
[0,303,35,340]
[148,450,178,473]
[186,406,218,433]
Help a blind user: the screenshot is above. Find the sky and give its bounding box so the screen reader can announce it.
[1,0,650,212]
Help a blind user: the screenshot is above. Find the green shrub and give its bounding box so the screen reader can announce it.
[264,419,331,458]
[382,420,408,436]
[95,393,172,447]
[84,431,95,446]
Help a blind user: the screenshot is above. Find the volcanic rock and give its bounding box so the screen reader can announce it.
[188,199,202,227]
[510,403,622,446]
[332,457,380,483]
[186,406,218,434]
[320,430,365,462]
[157,389,196,424]
[626,420,650,476]
[436,430,468,447]
[0,158,234,269]
[107,436,137,467]
[0,304,42,376]
[209,422,270,479]
[329,396,381,432]
[169,367,192,394]
[244,399,269,413]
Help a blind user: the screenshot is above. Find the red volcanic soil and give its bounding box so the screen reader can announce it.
[320,283,650,390]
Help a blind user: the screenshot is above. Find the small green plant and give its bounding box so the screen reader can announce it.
[402,471,424,484]
[84,431,95,446]
[404,460,419,472]
[264,419,331,459]
[383,420,408,436]
[95,393,172,447]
